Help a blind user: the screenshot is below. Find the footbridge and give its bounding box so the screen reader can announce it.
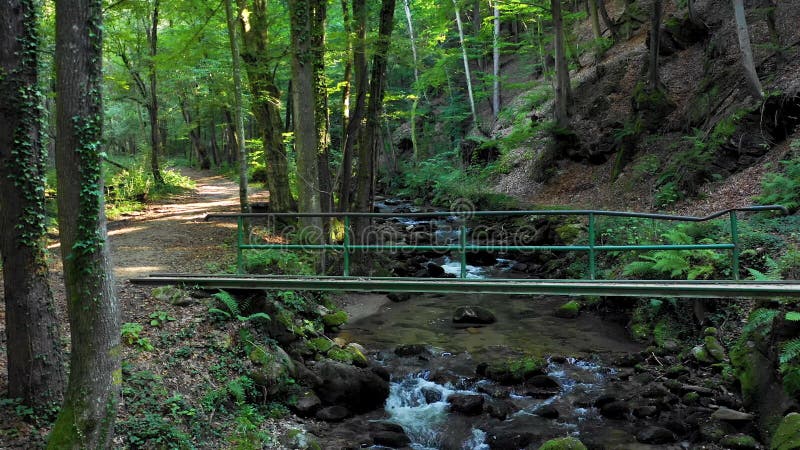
[130,205,800,298]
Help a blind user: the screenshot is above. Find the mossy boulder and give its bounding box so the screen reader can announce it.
[554,300,581,319]
[771,412,800,450]
[692,344,713,364]
[555,223,583,244]
[483,356,547,384]
[326,345,368,367]
[538,436,588,450]
[248,345,296,395]
[322,310,348,328]
[307,337,334,354]
[719,434,759,450]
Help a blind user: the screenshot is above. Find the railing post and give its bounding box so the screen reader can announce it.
[588,213,597,280]
[236,215,244,274]
[343,215,350,277]
[460,220,467,279]
[730,210,740,280]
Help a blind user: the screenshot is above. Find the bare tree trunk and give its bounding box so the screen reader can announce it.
[648,0,663,90]
[50,0,120,446]
[236,0,295,212]
[312,0,333,214]
[355,0,395,227]
[289,0,323,230]
[340,0,367,211]
[597,0,619,41]
[552,0,571,127]
[147,0,164,184]
[492,0,501,118]
[731,0,763,99]
[225,0,250,214]
[179,95,211,169]
[0,0,65,411]
[588,0,602,39]
[404,0,421,159]
[453,0,478,125]
[209,120,220,166]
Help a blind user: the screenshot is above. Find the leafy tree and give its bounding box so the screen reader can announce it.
[0,0,66,411]
[49,0,121,446]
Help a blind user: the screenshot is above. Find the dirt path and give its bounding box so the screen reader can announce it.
[109,168,263,279]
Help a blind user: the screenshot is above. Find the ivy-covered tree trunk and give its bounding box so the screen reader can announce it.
[339,0,367,211]
[289,0,323,231]
[355,0,395,221]
[0,0,66,411]
[49,0,121,447]
[236,0,295,212]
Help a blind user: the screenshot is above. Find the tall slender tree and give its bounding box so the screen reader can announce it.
[0,0,66,411]
[224,0,250,215]
[552,0,571,127]
[648,0,663,90]
[49,0,121,447]
[453,0,478,125]
[236,0,295,212]
[146,0,165,184]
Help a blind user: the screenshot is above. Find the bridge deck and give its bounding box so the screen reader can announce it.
[130,274,800,298]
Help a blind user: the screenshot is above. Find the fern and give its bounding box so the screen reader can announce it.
[209,290,270,323]
[742,308,780,335]
[780,338,800,365]
[787,311,800,322]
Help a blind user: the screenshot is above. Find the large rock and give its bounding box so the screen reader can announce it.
[312,360,389,413]
[482,356,547,384]
[711,406,754,425]
[447,393,484,415]
[554,300,581,319]
[599,400,630,419]
[538,437,587,450]
[315,405,350,421]
[719,433,759,450]
[453,306,496,324]
[248,345,296,396]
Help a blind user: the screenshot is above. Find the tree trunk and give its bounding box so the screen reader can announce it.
[147,0,164,184]
[597,0,619,41]
[225,0,251,214]
[289,0,323,231]
[340,0,367,211]
[50,0,120,447]
[552,0,571,127]
[355,0,395,222]
[0,0,66,411]
[453,0,478,125]
[648,0,663,90]
[492,0,501,119]
[209,120,220,167]
[404,0,421,159]
[312,0,333,214]
[179,95,211,169]
[236,0,295,212]
[338,0,353,208]
[588,0,602,39]
[731,0,763,99]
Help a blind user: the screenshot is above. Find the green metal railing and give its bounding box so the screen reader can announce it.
[206,205,788,281]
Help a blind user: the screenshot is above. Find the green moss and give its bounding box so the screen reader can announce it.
[631,323,650,342]
[771,413,800,450]
[682,391,700,404]
[322,310,348,328]
[554,300,581,318]
[538,436,588,450]
[326,347,354,364]
[704,335,727,361]
[692,345,712,364]
[555,223,583,244]
[719,434,758,449]
[249,347,271,366]
[307,337,334,354]
[704,327,718,336]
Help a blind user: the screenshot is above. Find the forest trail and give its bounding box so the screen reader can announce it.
[108,168,265,280]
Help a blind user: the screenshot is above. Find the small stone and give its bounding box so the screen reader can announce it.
[387,292,411,302]
[372,430,411,448]
[486,400,513,420]
[528,375,561,389]
[711,406,754,425]
[448,393,484,415]
[315,405,350,421]
[394,344,429,357]
[453,306,496,324]
[692,344,712,363]
[636,426,676,444]
[426,262,445,277]
[633,405,659,418]
[641,383,669,398]
[421,387,442,403]
[290,391,321,416]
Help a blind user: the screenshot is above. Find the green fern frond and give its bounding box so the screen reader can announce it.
[743,308,780,335]
[780,338,800,365]
[623,260,655,277]
[786,311,800,322]
[239,312,271,323]
[213,290,241,317]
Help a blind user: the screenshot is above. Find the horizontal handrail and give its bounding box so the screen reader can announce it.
[205,205,788,222]
[208,205,789,281]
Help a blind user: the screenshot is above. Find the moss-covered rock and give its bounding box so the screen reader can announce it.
[555,223,583,244]
[248,345,296,396]
[326,347,354,364]
[771,413,800,450]
[538,436,588,450]
[322,310,348,328]
[484,356,547,384]
[554,300,581,319]
[719,433,758,450]
[692,344,713,364]
[704,327,718,337]
[704,335,727,361]
[307,337,334,354]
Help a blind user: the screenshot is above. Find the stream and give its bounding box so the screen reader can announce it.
[311,201,667,449]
